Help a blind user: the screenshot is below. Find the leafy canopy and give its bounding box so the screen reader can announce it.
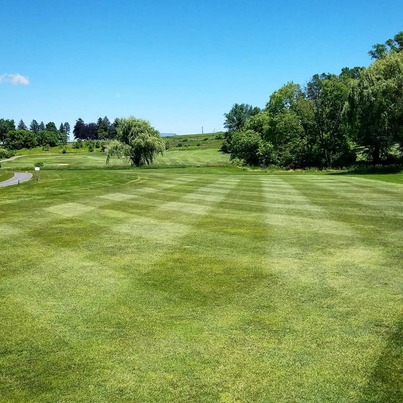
[106,117,165,166]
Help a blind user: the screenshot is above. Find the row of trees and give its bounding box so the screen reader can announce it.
[0,115,123,150]
[73,117,119,140]
[0,119,70,150]
[223,32,403,168]
[0,114,165,167]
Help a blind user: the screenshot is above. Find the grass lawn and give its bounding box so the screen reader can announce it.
[0,171,14,182]
[0,154,402,402]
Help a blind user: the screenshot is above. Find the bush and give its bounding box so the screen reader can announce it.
[73,139,83,149]
[0,147,15,159]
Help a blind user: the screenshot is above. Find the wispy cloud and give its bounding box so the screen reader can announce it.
[0,73,30,85]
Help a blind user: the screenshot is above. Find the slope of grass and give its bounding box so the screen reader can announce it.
[165,132,224,151]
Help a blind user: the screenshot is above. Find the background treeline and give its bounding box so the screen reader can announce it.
[0,119,70,151]
[73,117,119,140]
[222,32,403,168]
[0,116,120,152]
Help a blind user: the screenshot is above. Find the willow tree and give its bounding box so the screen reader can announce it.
[106,117,165,166]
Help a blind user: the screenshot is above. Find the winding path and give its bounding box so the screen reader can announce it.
[0,172,33,188]
[0,156,32,188]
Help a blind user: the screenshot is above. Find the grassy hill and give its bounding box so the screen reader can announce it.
[1,147,402,402]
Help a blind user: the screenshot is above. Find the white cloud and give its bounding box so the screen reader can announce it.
[0,73,30,85]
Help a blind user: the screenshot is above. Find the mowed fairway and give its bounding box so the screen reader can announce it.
[1,168,402,402]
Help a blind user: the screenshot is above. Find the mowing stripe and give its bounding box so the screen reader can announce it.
[260,176,357,237]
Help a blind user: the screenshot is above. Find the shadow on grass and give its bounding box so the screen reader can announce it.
[360,319,403,402]
[329,164,403,175]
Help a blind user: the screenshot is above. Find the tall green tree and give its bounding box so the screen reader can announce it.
[224,103,261,132]
[58,123,68,144]
[63,122,70,138]
[108,118,119,140]
[369,31,403,59]
[222,103,261,153]
[305,72,357,167]
[45,122,58,134]
[73,118,85,140]
[30,120,40,133]
[265,82,313,167]
[347,51,403,163]
[0,119,15,142]
[107,117,165,166]
[17,120,27,130]
[97,116,111,139]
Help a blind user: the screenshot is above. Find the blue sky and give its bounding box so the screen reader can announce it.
[1,0,402,135]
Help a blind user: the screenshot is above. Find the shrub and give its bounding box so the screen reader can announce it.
[0,147,15,159]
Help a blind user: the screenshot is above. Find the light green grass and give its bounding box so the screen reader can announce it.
[2,148,230,171]
[0,155,402,402]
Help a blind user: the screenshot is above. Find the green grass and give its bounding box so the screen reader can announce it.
[0,171,13,182]
[1,153,402,402]
[165,132,224,151]
[3,147,230,171]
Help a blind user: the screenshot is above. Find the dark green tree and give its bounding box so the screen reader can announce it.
[58,123,68,144]
[347,51,403,163]
[17,120,27,130]
[97,116,110,139]
[36,131,59,147]
[369,31,403,59]
[305,72,357,167]
[230,130,263,166]
[30,120,40,133]
[4,130,37,149]
[63,122,70,138]
[108,118,119,139]
[265,82,314,167]
[0,119,15,142]
[224,103,261,132]
[73,118,85,140]
[45,122,58,134]
[222,104,261,153]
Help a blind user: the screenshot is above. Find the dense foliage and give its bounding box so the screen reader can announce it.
[0,118,70,150]
[106,117,165,166]
[0,116,119,150]
[73,116,119,140]
[223,33,403,168]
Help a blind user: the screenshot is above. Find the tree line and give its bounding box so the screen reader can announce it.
[73,117,119,140]
[0,116,121,151]
[0,115,165,167]
[222,32,403,168]
[0,119,70,150]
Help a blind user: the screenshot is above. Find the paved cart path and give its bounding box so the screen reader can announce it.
[0,172,33,188]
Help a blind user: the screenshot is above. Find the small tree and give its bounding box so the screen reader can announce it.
[230,130,263,166]
[106,117,164,166]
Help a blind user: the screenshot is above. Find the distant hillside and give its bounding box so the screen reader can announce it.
[164,132,225,150]
[160,133,177,137]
